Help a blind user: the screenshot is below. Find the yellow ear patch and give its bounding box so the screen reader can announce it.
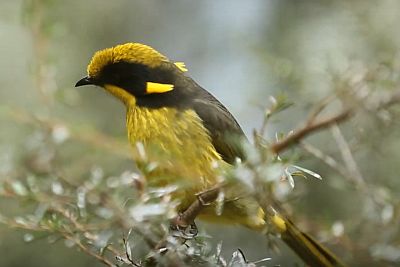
[174,62,188,72]
[146,82,174,94]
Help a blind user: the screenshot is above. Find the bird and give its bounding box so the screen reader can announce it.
[76,43,345,267]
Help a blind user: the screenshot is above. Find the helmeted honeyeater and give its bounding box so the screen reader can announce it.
[76,43,345,267]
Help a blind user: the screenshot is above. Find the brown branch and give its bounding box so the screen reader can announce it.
[271,88,400,154]
[270,108,352,154]
[173,183,223,227]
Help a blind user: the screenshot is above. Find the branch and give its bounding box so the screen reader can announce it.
[270,108,352,154]
[173,183,222,227]
[300,141,349,179]
[271,89,400,154]
[3,217,117,267]
[63,233,116,267]
[330,124,366,189]
[7,107,131,158]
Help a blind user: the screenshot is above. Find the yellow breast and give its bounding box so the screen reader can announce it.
[126,104,224,206]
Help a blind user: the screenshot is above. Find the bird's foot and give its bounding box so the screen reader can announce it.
[170,215,198,240]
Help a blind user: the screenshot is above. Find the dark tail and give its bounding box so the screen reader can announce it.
[271,213,346,267]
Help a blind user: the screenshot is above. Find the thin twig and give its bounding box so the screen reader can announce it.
[7,107,131,158]
[300,141,350,179]
[28,0,53,105]
[52,206,122,255]
[306,94,337,125]
[330,124,366,189]
[62,233,116,267]
[3,217,115,267]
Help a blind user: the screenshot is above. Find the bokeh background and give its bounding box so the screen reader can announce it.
[1,1,400,266]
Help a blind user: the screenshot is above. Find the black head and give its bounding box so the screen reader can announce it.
[75,43,191,106]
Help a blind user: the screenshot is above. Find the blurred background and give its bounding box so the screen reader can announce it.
[1,0,400,266]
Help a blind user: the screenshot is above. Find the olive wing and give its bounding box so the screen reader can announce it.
[192,89,247,164]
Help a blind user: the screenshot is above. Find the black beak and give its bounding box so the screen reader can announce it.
[75,76,94,87]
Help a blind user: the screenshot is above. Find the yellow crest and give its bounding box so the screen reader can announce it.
[87,43,169,78]
[174,62,188,72]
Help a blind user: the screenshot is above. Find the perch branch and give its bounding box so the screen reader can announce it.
[173,183,223,227]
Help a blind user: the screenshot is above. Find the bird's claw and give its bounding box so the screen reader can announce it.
[170,217,198,240]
